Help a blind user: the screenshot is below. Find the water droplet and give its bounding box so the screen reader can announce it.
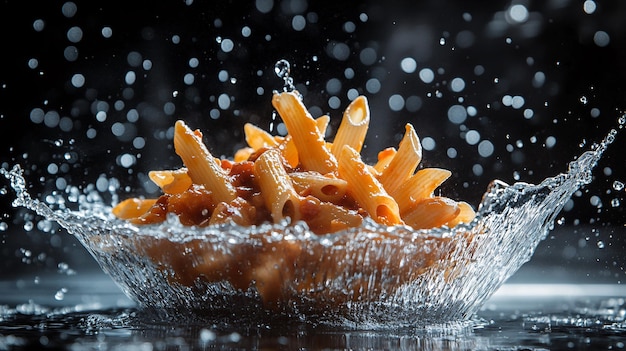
[613,181,624,191]
[274,59,295,92]
[597,241,605,249]
[618,114,626,126]
[274,59,290,79]
[54,288,67,301]
[611,198,620,207]
[580,96,588,105]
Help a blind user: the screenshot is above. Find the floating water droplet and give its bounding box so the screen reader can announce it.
[618,114,626,125]
[597,241,605,249]
[580,96,588,105]
[274,59,295,92]
[54,288,67,301]
[613,181,624,191]
[274,59,290,79]
[611,198,620,207]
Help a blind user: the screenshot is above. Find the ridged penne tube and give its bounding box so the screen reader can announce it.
[373,147,396,174]
[234,147,254,162]
[253,149,302,223]
[445,201,476,228]
[302,199,363,234]
[173,120,237,203]
[331,96,370,157]
[402,197,460,230]
[338,145,402,226]
[316,115,330,136]
[378,124,422,195]
[112,198,157,220]
[279,136,299,168]
[290,171,348,203]
[149,168,192,194]
[391,168,452,213]
[244,123,278,150]
[272,91,337,174]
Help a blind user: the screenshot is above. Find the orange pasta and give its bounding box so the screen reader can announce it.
[271,91,338,174]
[113,90,475,234]
[337,145,402,226]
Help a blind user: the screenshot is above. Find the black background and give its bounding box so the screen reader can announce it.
[0,0,625,284]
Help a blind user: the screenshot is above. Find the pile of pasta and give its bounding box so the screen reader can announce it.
[113,91,475,234]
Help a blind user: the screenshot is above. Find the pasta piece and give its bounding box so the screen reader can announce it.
[112,198,157,220]
[402,197,460,230]
[253,149,302,223]
[331,96,370,157]
[272,91,337,174]
[290,171,348,203]
[445,201,476,228]
[234,147,255,163]
[337,145,402,226]
[279,136,299,168]
[316,115,330,136]
[244,123,278,150]
[373,147,396,174]
[149,168,192,194]
[299,196,363,234]
[378,124,422,195]
[391,168,452,213]
[173,120,237,204]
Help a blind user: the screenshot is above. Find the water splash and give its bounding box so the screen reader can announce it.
[0,129,618,328]
[274,59,295,92]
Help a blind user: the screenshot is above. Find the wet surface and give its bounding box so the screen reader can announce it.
[1,274,626,350]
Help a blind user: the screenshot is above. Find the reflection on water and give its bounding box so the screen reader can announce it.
[1,274,626,350]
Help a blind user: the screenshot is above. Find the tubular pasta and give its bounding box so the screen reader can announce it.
[378,124,422,195]
[115,90,475,234]
[331,96,370,157]
[373,147,396,174]
[253,148,302,223]
[272,91,337,174]
[290,171,348,203]
[337,145,402,226]
[244,123,278,150]
[391,168,452,213]
[316,115,330,136]
[112,198,157,220]
[445,201,475,228]
[148,168,192,194]
[402,197,460,230]
[173,120,236,204]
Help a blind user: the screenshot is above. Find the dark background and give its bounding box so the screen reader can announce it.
[0,0,625,287]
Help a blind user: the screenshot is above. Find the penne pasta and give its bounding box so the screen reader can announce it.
[114,90,475,234]
[402,197,460,230]
[290,171,348,203]
[338,145,402,226]
[279,136,299,168]
[253,148,302,223]
[173,120,237,204]
[373,147,396,174]
[391,168,452,213]
[331,96,370,157]
[149,168,192,194]
[272,91,338,174]
[112,198,158,220]
[378,124,422,195]
[445,201,476,228]
[316,115,330,136]
[244,123,278,150]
